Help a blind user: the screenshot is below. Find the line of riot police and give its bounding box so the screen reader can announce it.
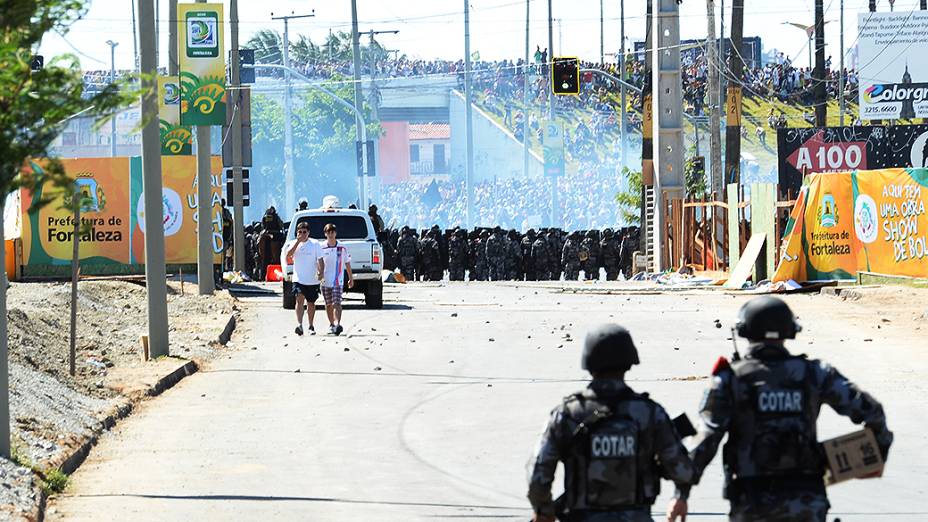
[378,225,641,282]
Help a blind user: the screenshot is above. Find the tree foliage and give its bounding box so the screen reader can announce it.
[250,75,381,209]
[615,166,642,225]
[0,0,137,201]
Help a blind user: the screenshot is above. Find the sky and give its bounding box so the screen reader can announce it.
[37,0,928,72]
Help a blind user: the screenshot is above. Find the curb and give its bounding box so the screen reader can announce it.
[34,309,238,520]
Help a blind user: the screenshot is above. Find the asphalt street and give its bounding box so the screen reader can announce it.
[49,282,928,521]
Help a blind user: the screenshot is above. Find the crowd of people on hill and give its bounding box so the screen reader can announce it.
[376,157,627,232]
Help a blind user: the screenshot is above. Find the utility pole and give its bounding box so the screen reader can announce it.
[640,0,653,240]
[363,29,398,207]
[839,0,845,126]
[620,0,627,170]
[724,0,744,186]
[706,0,722,195]
[600,0,605,65]
[548,0,558,228]
[350,1,366,208]
[464,0,476,228]
[273,11,314,214]
[195,0,212,296]
[168,0,177,75]
[523,0,531,180]
[131,4,139,72]
[230,0,245,271]
[814,0,827,126]
[106,40,118,157]
[719,0,725,117]
[138,0,170,357]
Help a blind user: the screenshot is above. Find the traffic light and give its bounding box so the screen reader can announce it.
[30,55,44,73]
[239,49,255,84]
[551,56,579,96]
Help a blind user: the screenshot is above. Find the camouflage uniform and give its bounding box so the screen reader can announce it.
[546,231,561,280]
[561,233,581,281]
[532,236,551,281]
[506,231,522,280]
[418,231,443,281]
[474,231,489,281]
[601,229,621,281]
[681,342,893,521]
[619,227,639,278]
[447,230,469,281]
[580,231,601,280]
[528,379,695,521]
[397,229,419,281]
[521,230,537,281]
[485,228,506,281]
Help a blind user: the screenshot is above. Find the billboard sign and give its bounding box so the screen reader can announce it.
[178,3,226,126]
[857,12,928,120]
[776,124,928,193]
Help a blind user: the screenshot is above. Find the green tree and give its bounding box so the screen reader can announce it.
[246,29,283,64]
[615,167,642,225]
[250,75,381,210]
[0,0,137,458]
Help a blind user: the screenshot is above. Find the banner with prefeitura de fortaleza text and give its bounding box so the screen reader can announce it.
[773,168,928,282]
[19,157,224,273]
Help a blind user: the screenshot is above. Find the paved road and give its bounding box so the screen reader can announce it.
[49,282,928,521]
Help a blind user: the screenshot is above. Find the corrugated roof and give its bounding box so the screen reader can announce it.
[409,123,450,140]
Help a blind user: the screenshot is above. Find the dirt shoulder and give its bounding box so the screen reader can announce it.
[2,280,239,521]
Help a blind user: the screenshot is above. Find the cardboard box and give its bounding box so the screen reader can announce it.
[822,428,884,485]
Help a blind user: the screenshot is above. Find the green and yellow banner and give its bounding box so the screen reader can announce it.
[20,157,224,272]
[178,2,226,126]
[774,168,928,282]
[158,76,192,155]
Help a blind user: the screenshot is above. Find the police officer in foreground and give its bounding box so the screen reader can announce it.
[528,325,695,522]
[667,296,893,522]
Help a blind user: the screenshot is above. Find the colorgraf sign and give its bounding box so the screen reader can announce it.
[858,12,928,120]
[773,168,928,282]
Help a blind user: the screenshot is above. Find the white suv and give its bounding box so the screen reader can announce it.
[280,207,383,309]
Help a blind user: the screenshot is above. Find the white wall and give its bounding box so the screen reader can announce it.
[449,90,544,182]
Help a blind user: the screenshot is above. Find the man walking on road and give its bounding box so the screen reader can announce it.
[319,223,354,336]
[284,221,323,336]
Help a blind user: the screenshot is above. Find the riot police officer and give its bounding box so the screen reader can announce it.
[528,324,695,522]
[667,296,893,522]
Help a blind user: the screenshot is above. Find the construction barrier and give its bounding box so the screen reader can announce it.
[774,168,928,282]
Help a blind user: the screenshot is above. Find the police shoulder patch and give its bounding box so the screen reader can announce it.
[711,356,731,376]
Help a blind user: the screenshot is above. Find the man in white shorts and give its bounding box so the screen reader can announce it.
[284,221,323,336]
[319,223,353,335]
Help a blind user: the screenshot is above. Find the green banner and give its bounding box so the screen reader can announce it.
[178,3,226,126]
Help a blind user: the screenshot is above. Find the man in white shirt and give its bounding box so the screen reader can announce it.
[284,221,323,336]
[319,223,354,336]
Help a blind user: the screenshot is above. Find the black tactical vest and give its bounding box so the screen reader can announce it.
[724,354,823,480]
[563,388,659,511]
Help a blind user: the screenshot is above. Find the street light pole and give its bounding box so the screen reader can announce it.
[272,11,314,215]
[464,0,475,228]
[106,40,118,157]
[548,0,558,228]
[840,0,845,126]
[620,0,627,170]
[350,0,367,208]
[524,0,531,181]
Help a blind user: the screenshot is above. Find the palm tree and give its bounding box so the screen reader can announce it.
[247,29,283,64]
[291,35,320,65]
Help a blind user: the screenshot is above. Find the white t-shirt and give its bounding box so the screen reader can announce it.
[319,241,351,288]
[286,238,322,285]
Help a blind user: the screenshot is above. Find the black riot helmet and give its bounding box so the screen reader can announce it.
[735,296,802,341]
[581,324,640,373]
